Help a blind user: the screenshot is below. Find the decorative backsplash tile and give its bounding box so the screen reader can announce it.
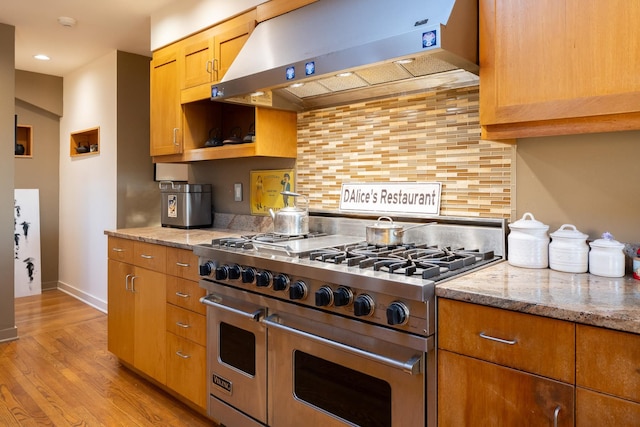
[295,86,515,218]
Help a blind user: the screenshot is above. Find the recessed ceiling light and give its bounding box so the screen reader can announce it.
[33,54,50,61]
[336,72,353,78]
[57,16,77,27]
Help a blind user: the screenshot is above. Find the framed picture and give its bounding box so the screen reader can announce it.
[250,169,295,215]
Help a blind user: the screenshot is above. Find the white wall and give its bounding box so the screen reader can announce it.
[58,51,118,312]
[150,0,265,50]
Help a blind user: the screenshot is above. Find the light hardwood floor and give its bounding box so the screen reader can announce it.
[0,290,216,426]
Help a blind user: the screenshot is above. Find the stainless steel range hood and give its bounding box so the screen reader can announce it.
[211,0,479,111]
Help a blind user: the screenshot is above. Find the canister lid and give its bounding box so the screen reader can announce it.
[550,224,588,240]
[589,232,625,249]
[509,212,549,230]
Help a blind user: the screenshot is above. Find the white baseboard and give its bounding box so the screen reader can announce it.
[56,281,107,314]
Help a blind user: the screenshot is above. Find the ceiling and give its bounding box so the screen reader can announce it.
[1,0,177,77]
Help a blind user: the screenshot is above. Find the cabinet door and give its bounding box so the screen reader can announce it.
[181,31,215,89]
[576,388,640,427]
[107,259,135,365]
[576,324,640,402]
[480,0,640,139]
[438,350,574,426]
[150,47,182,156]
[132,267,167,384]
[214,21,254,83]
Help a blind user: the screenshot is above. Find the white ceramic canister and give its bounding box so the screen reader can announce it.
[508,212,550,268]
[549,224,589,273]
[588,233,626,278]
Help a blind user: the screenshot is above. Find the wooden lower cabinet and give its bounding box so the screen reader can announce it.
[107,258,167,384]
[165,247,208,409]
[438,350,574,426]
[576,388,640,427]
[166,332,207,409]
[576,324,640,426]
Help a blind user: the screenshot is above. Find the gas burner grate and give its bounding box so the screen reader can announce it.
[306,243,497,281]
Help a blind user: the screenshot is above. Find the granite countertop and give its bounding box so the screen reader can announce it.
[436,261,640,335]
[104,226,249,250]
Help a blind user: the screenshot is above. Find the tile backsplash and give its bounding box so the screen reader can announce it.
[295,86,515,218]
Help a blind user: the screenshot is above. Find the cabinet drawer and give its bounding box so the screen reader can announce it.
[166,332,207,409]
[576,324,640,402]
[438,298,575,383]
[108,237,134,263]
[166,276,206,315]
[576,388,640,426]
[166,304,206,346]
[166,247,200,281]
[133,241,167,272]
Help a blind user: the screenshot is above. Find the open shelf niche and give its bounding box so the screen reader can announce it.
[15,124,33,157]
[70,126,100,157]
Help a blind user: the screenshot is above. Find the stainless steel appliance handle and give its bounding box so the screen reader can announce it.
[263,314,422,375]
[200,295,264,321]
[479,331,517,345]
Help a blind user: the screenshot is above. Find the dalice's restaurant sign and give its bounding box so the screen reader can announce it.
[340,182,441,215]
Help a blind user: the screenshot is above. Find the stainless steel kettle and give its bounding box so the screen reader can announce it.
[269,191,309,235]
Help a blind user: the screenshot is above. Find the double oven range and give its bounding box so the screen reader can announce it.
[194,215,506,427]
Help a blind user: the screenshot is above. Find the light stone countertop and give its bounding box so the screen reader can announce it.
[436,261,640,335]
[104,226,248,250]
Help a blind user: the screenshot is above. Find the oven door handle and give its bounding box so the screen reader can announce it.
[263,314,422,375]
[199,295,264,321]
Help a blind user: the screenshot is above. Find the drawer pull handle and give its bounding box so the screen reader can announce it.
[176,351,191,359]
[175,292,190,298]
[112,247,124,252]
[176,262,190,267]
[553,406,560,427]
[479,332,517,345]
[176,322,191,329]
[140,254,154,259]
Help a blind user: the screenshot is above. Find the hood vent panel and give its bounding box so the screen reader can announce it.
[213,0,479,111]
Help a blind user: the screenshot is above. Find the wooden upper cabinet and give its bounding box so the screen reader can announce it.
[480,0,640,139]
[150,45,182,156]
[179,11,256,102]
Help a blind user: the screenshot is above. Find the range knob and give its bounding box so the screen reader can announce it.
[333,287,353,307]
[273,273,290,291]
[228,264,241,280]
[215,265,230,281]
[315,286,334,307]
[241,267,257,284]
[386,301,410,325]
[289,280,308,300]
[256,270,273,288]
[353,294,375,317]
[199,261,215,277]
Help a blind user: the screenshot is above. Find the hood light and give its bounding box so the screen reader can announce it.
[336,72,353,78]
[289,82,304,88]
[250,91,265,97]
[394,58,415,64]
[33,54,50,61]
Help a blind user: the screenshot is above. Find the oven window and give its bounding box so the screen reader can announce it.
[294,351,391,427]
[219,322,255,376]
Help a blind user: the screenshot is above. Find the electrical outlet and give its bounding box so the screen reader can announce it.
[234,183,243,201]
